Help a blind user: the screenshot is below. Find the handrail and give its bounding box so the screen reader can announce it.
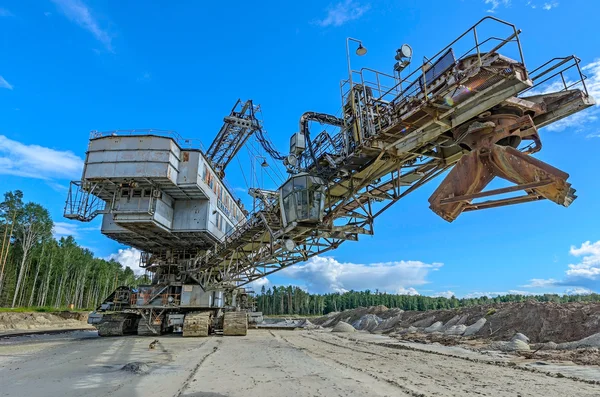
[355,16,525,107]
[90,129,205,150]
[522,55,589,97]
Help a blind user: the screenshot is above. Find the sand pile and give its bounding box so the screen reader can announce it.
[298,319,320,330]
[331,321,356,333]
[0,312,90,333]
[313,301,600,344]
[352,314,382,331]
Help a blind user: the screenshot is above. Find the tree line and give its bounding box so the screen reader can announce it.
[0,190,148,309]
[255,285,600,316]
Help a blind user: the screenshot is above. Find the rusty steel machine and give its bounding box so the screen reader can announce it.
[65,17,595,337]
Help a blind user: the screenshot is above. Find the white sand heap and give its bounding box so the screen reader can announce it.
[352,314,382,332]
[331,321,356,333]
[425,321,444,333]
[463,318,486,336]
[444,324,467,336]
[511,333,530,343]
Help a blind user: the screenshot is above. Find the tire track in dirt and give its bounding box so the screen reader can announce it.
[275,331,423,397]
[175,339,222,397]
[327,332,600,386]
[282,331,600,397]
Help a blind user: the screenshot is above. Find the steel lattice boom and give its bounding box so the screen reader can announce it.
[65,17,595,338]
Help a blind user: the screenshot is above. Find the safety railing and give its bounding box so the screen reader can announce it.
[63,181,106,222]
[335,16,527,155]
[90,129,205,150]
[521,55,590,97]
[343,16,524,106]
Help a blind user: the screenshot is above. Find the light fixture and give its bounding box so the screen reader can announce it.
[284,238,296,251]
[395,44,413,60]
[261,159,269,168]
[355,44,367,56]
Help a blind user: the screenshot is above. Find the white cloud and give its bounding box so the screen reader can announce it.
[0,135,84,180]
[280,255,442,294]
[463,290,531,299]
[0,8,14,17]
[107,247,144,274]
[0,76,13,90]
[52,221,100,238]
[315,0,370,27]
[484,0,510,13]
[545,107,599,133]
[46,181,69,192]
[432,290,455,298]
[524,278,558,288]
[247,277,270,293]
[397,287,420,295]
[53,221,81,238]
[565,287,593,295]
[525,240,600,290]
[485,0,558,12]
[52,0,113,52]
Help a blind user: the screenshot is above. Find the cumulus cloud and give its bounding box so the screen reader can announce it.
[315,0,370,27]
[565,287,593,295]
[279,255,442,294]
[107,247,144,274]
[463,290,531,299]
[52,0,113,52]
[53,221,80,238]
[52,221,100,239]
[432,290,455,299]
[0,135,84,180]
[0,76,13,90]
[525,241,600,290]
[246,277,270,293]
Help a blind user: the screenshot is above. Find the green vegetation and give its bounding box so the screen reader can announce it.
[0,306,89,313]
[256,286,600,316]
[0,190,149,310]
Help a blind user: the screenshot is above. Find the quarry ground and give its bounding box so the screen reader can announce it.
[1,329,599,397]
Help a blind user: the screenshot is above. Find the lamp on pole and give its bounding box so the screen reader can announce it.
[345,37,367,90]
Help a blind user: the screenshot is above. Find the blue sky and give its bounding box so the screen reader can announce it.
[1,0,599,298]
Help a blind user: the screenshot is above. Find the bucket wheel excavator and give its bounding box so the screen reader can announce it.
[65,17,594,337]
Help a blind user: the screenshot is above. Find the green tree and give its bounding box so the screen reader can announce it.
[12,203,53,307]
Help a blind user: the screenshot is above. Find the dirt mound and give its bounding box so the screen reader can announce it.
[352,314,382,331]
[313,306,388,328]
[331,321,356,333]
[314,301,600,343]
[0,312,91,333]
[298,319,320,330]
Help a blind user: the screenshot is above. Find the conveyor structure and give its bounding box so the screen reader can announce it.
[65,17,595,337]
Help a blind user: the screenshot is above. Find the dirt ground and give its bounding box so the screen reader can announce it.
[1,329,599,397]
[0,312,92,335]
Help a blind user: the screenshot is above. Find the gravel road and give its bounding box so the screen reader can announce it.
[0,329,598,396]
